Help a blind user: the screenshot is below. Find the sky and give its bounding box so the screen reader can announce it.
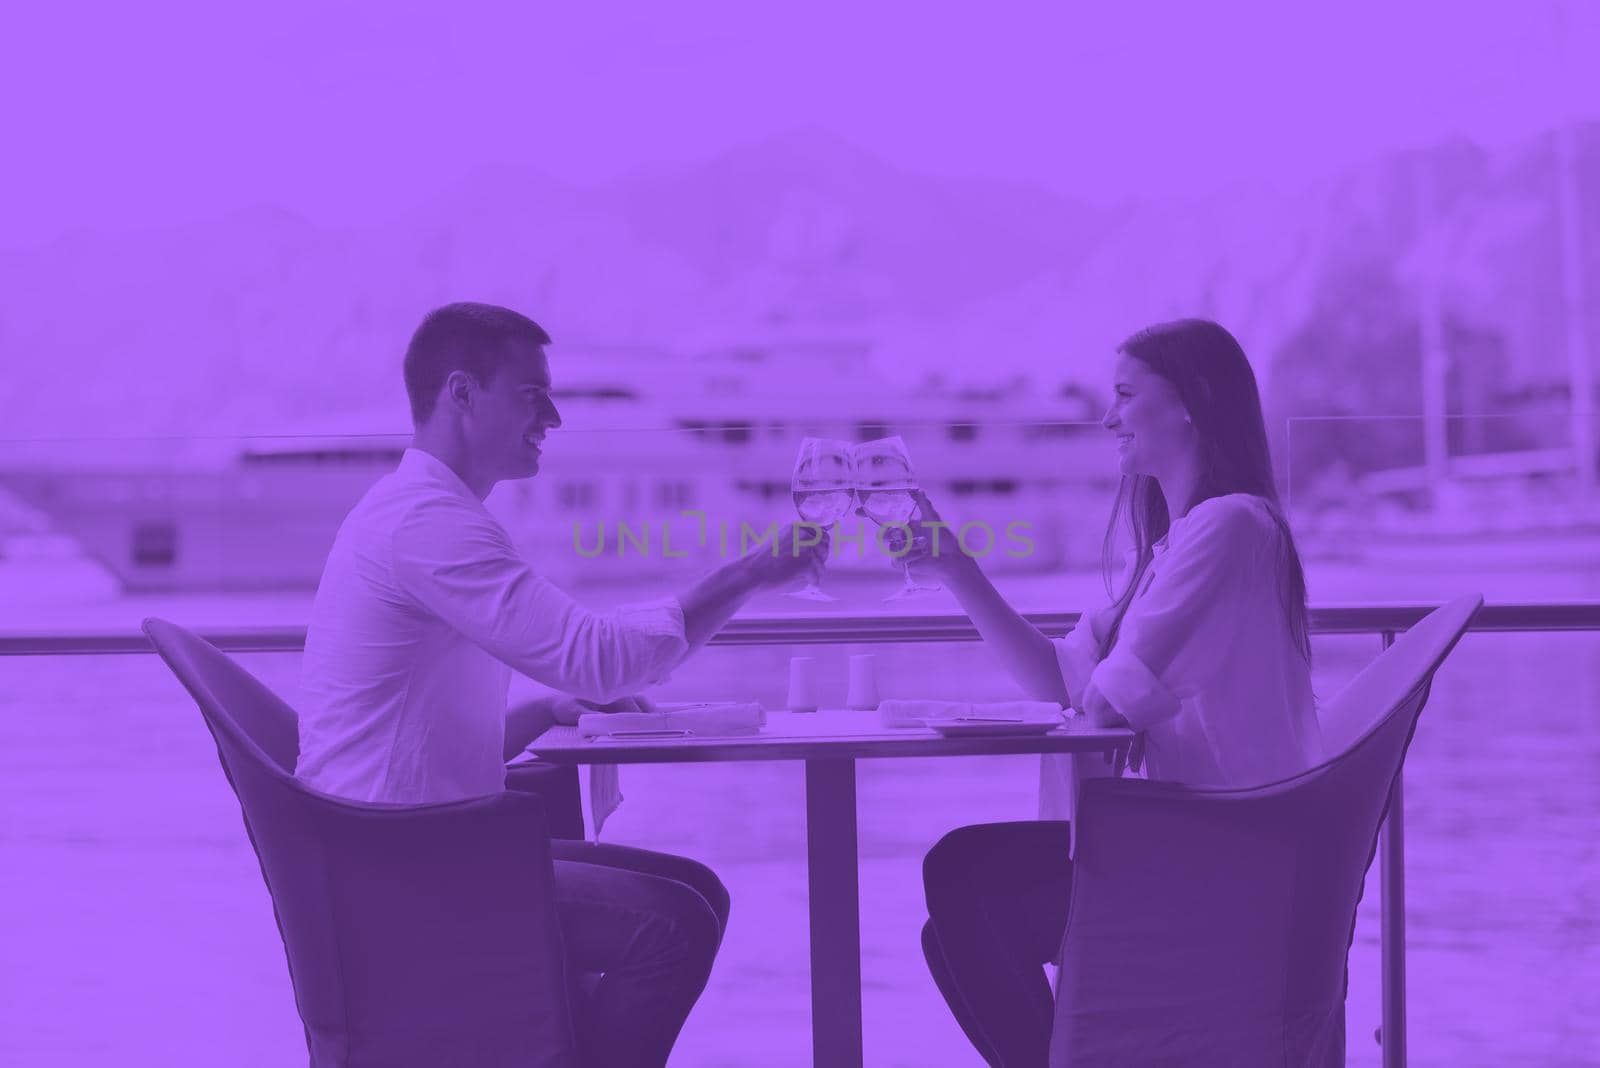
[3,0,1598,247]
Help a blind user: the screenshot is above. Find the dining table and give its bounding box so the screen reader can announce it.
[527,708,1137,1068]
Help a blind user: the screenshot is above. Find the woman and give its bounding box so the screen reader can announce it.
[910,318,1321,1067]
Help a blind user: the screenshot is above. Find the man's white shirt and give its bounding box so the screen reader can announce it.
[298,448,687,804]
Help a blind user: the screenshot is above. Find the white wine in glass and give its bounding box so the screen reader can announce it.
[854,436,942,602]
[787,438,855,601]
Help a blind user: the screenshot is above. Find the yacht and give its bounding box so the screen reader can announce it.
[0,336,1114,593]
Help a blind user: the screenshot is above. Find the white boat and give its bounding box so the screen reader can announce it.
[1293,445,1600,571]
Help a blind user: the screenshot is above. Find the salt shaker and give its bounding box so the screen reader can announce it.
[787,656,819,712]
[846,653,880,710]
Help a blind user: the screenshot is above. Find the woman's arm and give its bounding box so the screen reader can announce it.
[905,494,1069,705]
[946,559,1071,704]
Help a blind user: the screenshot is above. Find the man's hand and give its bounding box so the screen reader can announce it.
[505,692,658,760]
[511,691,655,735]
[680,522,827,650]
[549,693,658,725]
[575,694,657,718]
[744,521,830,590]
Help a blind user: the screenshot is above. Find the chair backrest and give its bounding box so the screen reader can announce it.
[143,617,577,1068]
[1318,594,1483,756]
[140,618,301,773]
[1051,594,1482,1067]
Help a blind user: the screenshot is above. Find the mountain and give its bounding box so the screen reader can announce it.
[0,123,1595,442]
[604,128,1110,326]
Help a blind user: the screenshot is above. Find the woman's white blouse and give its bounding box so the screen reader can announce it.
[1041,493,1321,817]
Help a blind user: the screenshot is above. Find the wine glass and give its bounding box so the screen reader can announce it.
[787,438,855,601]
[853,436,943,601]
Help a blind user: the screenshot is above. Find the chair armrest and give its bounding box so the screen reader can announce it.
[505,760,585,840]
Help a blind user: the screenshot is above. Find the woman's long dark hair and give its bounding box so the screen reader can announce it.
[1098,319,1312,664]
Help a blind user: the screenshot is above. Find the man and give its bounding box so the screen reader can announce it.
[299,302,823,1066]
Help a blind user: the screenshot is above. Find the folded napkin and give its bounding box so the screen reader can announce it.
[879,699,1064,729]
[589,765,624,841]
[578,701,767,739]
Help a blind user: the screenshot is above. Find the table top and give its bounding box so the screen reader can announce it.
[524,709,1136,765]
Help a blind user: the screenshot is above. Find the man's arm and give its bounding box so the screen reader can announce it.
[677,523,827,651]
[498,524,824,757]
[679,554,765,652]
[394,500,828,704]
[392,499,691,703]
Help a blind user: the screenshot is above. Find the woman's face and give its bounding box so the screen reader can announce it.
[1102,353,1195,478]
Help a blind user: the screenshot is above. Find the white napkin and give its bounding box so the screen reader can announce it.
[878,699,970,727]
[578,702,764,837]
[588,764,624,840]
[577,701,766,739]
[879,699,1063,728]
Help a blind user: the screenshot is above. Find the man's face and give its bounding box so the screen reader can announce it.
[467,342,562,481]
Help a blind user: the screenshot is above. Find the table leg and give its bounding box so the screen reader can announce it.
[804,758,863,1068]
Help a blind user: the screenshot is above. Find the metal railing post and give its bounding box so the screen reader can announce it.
[1378,629,1408,1067]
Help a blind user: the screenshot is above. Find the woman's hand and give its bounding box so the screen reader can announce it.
[894,491,973,584]
[1077,679,1127,728]
[1072,681,1145,773]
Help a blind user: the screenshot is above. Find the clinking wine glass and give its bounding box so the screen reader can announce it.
[853,436,943,602]
[787,437,855,601]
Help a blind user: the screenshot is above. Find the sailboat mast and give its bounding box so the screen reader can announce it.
[1414,164,1451,511]
[1554,2,1595,505]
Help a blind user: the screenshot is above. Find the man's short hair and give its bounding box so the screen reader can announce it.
[403,302,552,425]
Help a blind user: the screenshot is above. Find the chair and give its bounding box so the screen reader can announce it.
[1049,594,1482,1066]
[142,618,579,1068]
